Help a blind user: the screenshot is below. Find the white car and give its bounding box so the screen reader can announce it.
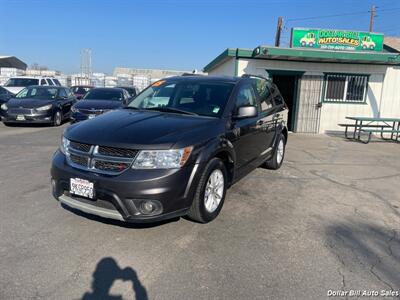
[3,76,61,94]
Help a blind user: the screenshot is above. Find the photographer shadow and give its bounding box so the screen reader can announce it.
[82,257,148,300]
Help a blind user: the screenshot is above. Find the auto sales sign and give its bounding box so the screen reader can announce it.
[291,28,384,52]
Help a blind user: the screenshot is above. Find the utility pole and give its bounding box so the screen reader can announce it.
[275,17,283,47]
[369,5,376,32]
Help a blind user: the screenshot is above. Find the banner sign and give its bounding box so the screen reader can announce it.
[291,28,384,52]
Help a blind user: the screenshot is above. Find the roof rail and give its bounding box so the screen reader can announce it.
[181,73,204,76]
[241,74,271,81]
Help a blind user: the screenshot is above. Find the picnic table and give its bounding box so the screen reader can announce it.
[339,116,400,144]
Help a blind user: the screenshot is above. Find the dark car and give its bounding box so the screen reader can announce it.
[51,75,288,223]
[70,88,131,123]
[71,85,93,100]
[116,86,139,98]
[1,86,76,126]
[0,86,14,105]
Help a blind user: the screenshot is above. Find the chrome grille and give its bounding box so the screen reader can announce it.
[66,142,137,175]
[98,146,138,158]
[94,160,131,172]
[70,141,91,153]
[69,153,89,167]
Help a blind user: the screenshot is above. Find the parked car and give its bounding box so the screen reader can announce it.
[116,86,139,98]
[71,85,93,100]
[1,86,75,126]
[0,86,14,105]
[3,76,61,95]
[51,75,288,224]
[70,87,131,123]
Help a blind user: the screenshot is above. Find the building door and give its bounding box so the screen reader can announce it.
[271,75,299,131]
[296,75,323,133]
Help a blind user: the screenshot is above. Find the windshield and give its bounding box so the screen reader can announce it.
[128,80,234,117]
[73,86,92,94]
[5,78,39,87]
[84,89,123,101]
[16,87,58,100]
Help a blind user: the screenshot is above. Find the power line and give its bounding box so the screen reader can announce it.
[286,7,400,23]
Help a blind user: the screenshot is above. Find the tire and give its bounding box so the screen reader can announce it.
[263,133,286,170]
[187,158,227,223]
[3,122,12,127]
[53,110,62,127]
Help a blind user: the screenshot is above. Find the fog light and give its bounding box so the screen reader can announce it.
[140,201,155,214]
[135,199,162,215]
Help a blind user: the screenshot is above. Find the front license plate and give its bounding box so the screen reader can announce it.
[16,115,26,121]
[70,178,94,199]
[88,114,96,119]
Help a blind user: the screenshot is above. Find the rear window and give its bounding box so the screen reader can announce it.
[73,86,92,94]
[5,78,39,87]
[84,89,123,101]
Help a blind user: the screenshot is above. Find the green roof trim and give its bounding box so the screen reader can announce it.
[253,46,400,64]
[204,46,400,72]
[203,48,253,73]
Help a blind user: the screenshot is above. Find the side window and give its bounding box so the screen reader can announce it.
[46,79,55,86]
[271,85,284,106]
[40,79,47,85]
[66,89,74,98]
[235,84,256,108]
[255,79,274,112]
[58,88,67,98]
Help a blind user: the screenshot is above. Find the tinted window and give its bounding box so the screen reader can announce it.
[255,79,273,111]
[5,78,39,87]
[66,89,74,98]
[271,85,285,106]
[41,79,47,85]
[58,88,68,98]
[72,86,92,94]
[15,87,58,100]
[128,81,234,117]
[235,84,256,108]
[84,89,124,101]
[46,79,55,86]
[53,79,61,86]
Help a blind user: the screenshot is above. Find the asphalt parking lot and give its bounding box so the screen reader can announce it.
[0,123,399,300]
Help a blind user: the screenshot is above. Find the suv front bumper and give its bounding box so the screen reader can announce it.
[51,151,203,223]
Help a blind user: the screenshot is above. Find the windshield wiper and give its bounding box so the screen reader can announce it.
[146,107,198,116]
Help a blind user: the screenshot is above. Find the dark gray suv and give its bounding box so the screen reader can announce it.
[51,75,288,223]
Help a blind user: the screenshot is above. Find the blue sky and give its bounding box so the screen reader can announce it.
[1,0,399,74]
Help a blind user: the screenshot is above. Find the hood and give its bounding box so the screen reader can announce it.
[3,86,25,94]
[65,109,221,149]
[74,99,123,110]
[7,98,54,109]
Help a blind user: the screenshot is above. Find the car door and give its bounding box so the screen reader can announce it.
[229,81,262,174]
[253,78,277,159]
[57,88,70,116]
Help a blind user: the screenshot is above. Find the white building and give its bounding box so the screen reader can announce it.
[204,34,400,133]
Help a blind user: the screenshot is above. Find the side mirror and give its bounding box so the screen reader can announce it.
[234,105,258,119]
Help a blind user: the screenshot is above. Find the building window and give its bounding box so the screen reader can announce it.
[324,74,368,103]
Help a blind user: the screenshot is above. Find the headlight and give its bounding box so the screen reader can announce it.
[36,104,52,111]
[1,103,7,110]
[132,146,193,169]
[60,136,70,155]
